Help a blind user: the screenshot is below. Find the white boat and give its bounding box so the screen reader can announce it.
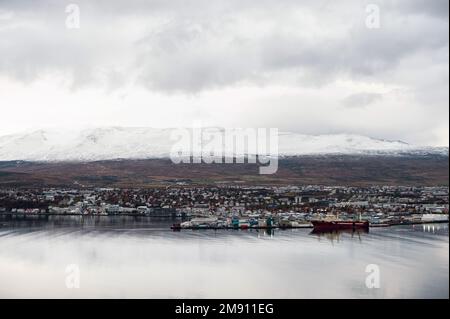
[190,217,218,226]
[421,214,449,223]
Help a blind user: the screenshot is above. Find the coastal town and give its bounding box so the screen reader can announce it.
[0,185,448,230]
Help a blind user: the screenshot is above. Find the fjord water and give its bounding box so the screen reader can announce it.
[0,217,448,298]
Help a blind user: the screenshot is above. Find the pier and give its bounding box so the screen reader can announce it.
[170,220,449,231]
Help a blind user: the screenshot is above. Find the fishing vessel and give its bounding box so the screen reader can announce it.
[311,220,369,231]
[312,213,369,231]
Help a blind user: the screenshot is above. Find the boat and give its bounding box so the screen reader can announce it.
[311,220,369,231]
[421,214,449,223]
[171,217,220,230]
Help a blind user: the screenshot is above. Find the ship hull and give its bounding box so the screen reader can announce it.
[311,220,369,231]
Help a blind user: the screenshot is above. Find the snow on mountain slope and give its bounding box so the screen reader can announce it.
[0,127,447,161]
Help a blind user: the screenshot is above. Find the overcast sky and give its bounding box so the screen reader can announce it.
[0,0,448,146]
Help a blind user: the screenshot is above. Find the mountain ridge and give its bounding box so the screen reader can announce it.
[0,127,448,162]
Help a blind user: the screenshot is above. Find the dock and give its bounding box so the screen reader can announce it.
[171,220,449,231]
[171,224,314,231]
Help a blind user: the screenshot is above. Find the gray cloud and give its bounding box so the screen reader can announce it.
[0,0,448,92]
[393,0,449,19]
[341,93,383,109]
[0,0,448,146]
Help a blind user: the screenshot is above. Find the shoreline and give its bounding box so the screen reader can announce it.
[170,221,449,231]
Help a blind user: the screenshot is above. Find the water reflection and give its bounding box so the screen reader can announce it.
[0,215,186,230]
[310,228,369,243]
[418,224,448,234]
[0,218,448,298]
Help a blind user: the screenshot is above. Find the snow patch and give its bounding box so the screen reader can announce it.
[0,127,447,161]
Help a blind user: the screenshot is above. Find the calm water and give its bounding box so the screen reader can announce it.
[0,216,448,299]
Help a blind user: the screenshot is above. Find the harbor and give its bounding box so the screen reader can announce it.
[169,215,448,231]
[1,210,448,231]
[1,186,448,232]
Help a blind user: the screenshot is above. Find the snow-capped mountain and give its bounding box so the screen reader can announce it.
[0,127,447,161]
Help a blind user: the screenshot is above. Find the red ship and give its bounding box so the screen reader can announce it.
[311,220,369,231]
